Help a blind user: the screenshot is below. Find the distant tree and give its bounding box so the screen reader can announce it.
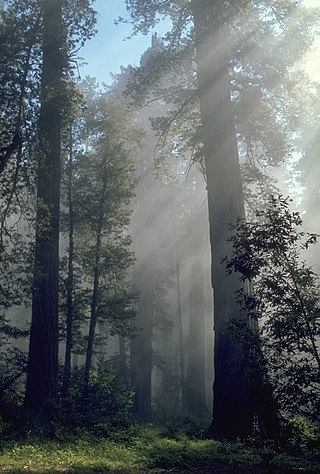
[0,0,40,178]
[225,196,320,421]
[185,226,208,417]
[61,128,76,398]
[296,81,320,246]
[128,136,157,421]
[60,82,139,394]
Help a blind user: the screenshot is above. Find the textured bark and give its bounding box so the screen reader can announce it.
[25,0,64,411]
[191,0,254,438]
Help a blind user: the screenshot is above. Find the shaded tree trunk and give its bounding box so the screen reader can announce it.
[62,130,75,398]
[119,335,128,386]
[191,0,281,439]
[82,237,101,393]
[191,0,254,438]
[175,242,187,415]
[82,157,108,394]
[25,0,64,411]
[130,268,153,421]
[129,127,158,421]
[186,261,207,417]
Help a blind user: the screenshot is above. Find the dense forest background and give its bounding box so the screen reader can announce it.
[0,0,320,472]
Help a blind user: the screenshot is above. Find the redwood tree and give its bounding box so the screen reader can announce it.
[25,0,65,411]
[123,0,316,438]
[190,0,255,438]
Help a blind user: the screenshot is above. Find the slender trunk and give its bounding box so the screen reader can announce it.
[186,261,207,416]
[191,0,254,438]
[175,228,187,415]
[25,0,64,411]
[130,269,153,420]
[130,148,156,421]
[62,130,75,398]
[119,335,127,386]
[82,155,108,393]
[204,266,214,411]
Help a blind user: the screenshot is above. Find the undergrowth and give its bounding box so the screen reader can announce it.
[0,425,319,473]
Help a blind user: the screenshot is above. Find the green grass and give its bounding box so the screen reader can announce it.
[0,436,146,473]
[0,426,319,473]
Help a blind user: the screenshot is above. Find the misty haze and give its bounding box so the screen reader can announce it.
[0,1,319,473]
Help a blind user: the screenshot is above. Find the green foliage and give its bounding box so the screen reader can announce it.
[17,365,134,438]
[0,314,28,423]
[57,366,134,436]
[124,0,319,182]
[0,425,319,472]
[225,195,320,420]
[58,79,140,392]
[282,417,320,452]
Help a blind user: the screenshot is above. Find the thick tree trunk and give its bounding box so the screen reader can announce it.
[25,0,64,411]
[191,0,254,438]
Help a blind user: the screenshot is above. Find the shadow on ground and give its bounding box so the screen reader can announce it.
[0,466,314,474]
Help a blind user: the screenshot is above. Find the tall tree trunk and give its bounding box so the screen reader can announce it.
[204,266,214,412]
[175,228,187,415]
[82,158,108,393]
[119,335,127,386]
[25,0,64,411]
[186,261,207,417]
[130,131,157,422]
[62,130,75,398]
[191,0,254,438]
[130,268,153,420]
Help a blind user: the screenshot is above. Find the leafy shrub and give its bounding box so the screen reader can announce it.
[225,195,320,421]
[58,365,134,436]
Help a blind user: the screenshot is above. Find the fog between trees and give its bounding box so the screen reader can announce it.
[0,0,319,441]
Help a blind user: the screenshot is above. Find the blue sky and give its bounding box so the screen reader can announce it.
[79,0,164,85]
[80,0,319,86]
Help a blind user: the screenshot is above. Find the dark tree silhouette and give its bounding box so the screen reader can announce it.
[25,0,65,411]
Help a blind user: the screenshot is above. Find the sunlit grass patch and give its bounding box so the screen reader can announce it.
[135,436,262,469]
[0,426,319,473]
[0,437,147,473]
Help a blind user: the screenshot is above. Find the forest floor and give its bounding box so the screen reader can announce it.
[0,468,310,474]
[0,426,318,474]
[0,467,313,473]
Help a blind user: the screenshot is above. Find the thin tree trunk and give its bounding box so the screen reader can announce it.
[175,227,187,415]
[62,129,75,398]
[25,0,64,411]
[82,161,107,393]
[186,261,207,416]
[119,335,127,386]
[129,144,156,422]
[130,269,153,420]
